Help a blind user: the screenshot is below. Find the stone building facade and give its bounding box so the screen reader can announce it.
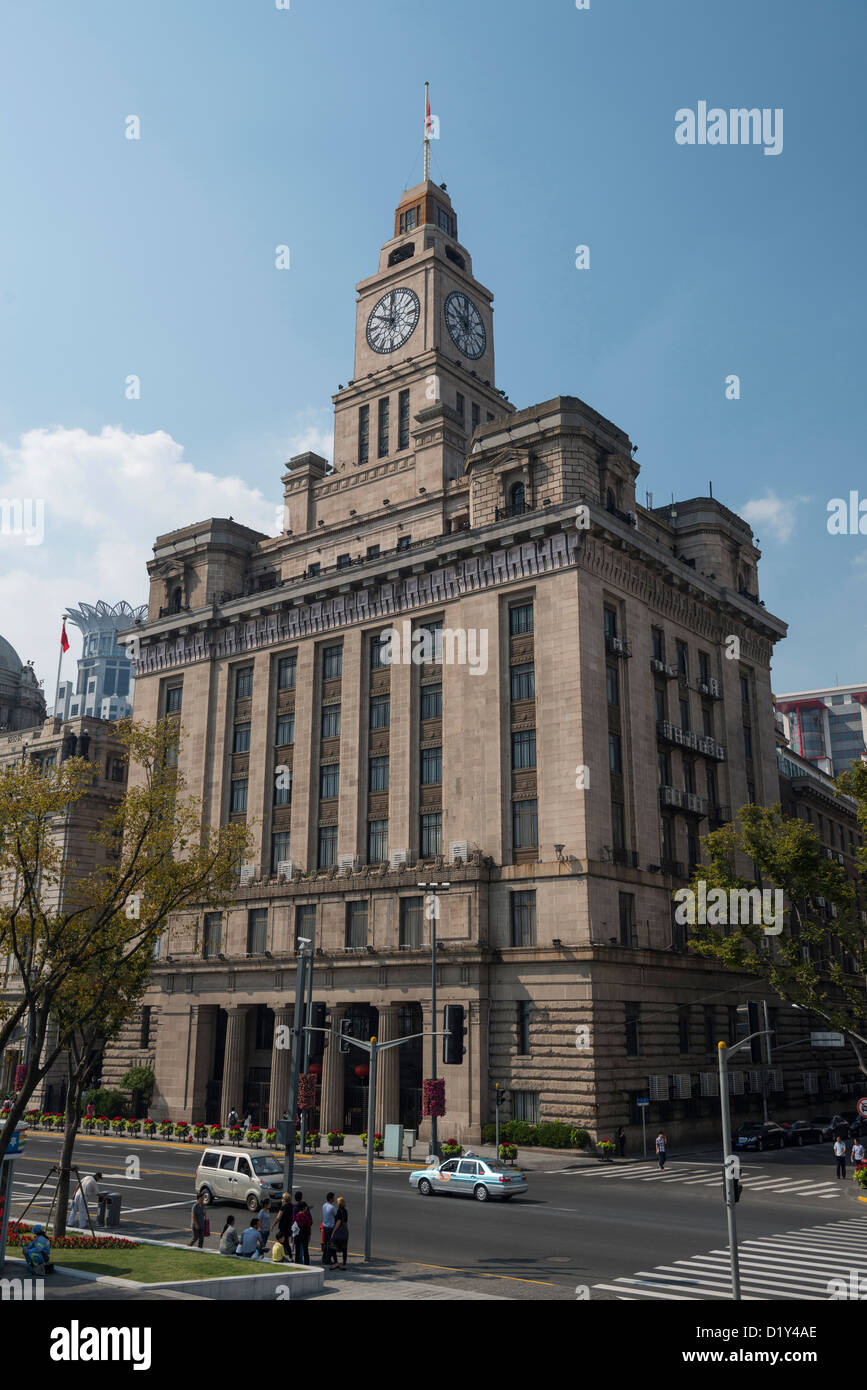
[104,170,841,1146]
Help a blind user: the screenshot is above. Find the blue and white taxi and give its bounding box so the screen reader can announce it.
[409,1155,527,1202]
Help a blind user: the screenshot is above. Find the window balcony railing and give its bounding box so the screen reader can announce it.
[695,677,723,700]
[708,804,732,827]
[606,500,637,528]
[495,502,535,521]
[659,857,685,878]
[651,658,678,678]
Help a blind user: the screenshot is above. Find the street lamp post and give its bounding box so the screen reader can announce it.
[418,880,449,1157]
[282,937,313,1196]
[717,1027,772,1300]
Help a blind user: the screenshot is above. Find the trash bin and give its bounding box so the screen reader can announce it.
[99,1192,122,1228]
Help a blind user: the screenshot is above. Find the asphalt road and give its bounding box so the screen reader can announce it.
[7,1133,864,1300]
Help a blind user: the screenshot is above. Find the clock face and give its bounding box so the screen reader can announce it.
[444,291,486,360]
[365,287,420,354]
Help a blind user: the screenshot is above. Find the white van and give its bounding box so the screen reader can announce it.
[196,1147,285,1212]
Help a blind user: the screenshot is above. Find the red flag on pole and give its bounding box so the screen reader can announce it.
[425,90,431,138]
[60,619,70,653]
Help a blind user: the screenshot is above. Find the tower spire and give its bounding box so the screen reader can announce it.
[424,81,431,182]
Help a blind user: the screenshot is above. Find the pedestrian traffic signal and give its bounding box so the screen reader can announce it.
[747,1002,762,1063]
[443,1005,466,1065]
[308,1003,327,1061]
[339,1017,353,1054]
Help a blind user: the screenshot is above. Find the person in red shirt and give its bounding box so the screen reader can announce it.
[292,1201,312,1265]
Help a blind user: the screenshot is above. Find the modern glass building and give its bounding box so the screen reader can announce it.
[775,684,867,777]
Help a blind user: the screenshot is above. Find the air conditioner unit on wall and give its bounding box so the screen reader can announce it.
[276,860,295,881]
[449,840,469,863]
[239,865,255,886]
[338,853,359,871]
[388,849,408,869]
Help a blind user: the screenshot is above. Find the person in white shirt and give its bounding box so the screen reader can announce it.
[655,1133,667,1170]
[833,1136,847,1179]
[70,1171,103,1228]
[851,1139,865,1166]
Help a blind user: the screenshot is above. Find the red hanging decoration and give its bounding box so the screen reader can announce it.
[354,1064,370,1081]
[422,1078,445,1117]
[297,1073,317,1110]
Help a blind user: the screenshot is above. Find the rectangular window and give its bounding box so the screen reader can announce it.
[321,705,341,739]
[366,544,380,559]
[511,1091,539,1123]
[323,645,343,680]
[370,695,390,729]
[511,729,537,770]
[358,404,369,464]
[235,667,253,700]
[436,205,453,235]
[421,746,442,784]
[421,683,442,720]
[367,819,388,863]
[706,765,717,805]
[678,1005,691,1054]
[345,901,368,949]
[203,913,222,958]
[679,696,690,731]
[399,896,424,949]
[370,634,388,670]
[307,562,321,577]
[318,825,337,868]
[683,761,696,795]
[271,831,291,874]
[397,535,411,551]
[676,641,688,677]
[471,401,480,432]
[378,397,389,458]
[603,606,618,639]
[510,890,536,947]
[139,1005,151,1048]
[609,733,622,774]
[510,663,535,701]
[319,763,340,799]
[687,827,700,873]
[625,1003,640,1056]
[233,723,251,754]
[295,903,316,950]
[420,812,442,857]
[747,781,756,804]
[512,799,538,849]
[337,553,352,569]
[509,603,534,636]
[606,666,619,706]
[369,756,389,792]
[611,801,625,852]
[651,627,664,662]
[658,751,670,786]
[698,651,711,684]
[517,1000,531,1055]
[456,392,465,419]
[110,757,125,783]
[230,779,248,813]
[277,655,296,690]
[702,705,713,738]
[276,713,294,746]
[743,726,753,759]
[398,389,410,450]
[655,687,666,722]
[619,893,636,948]
[247,908,267,955]
[704,1005,716,1052]
[740,674,750,707]
[166,686,182,713]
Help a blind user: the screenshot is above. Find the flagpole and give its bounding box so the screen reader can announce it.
[54,618,66,720]
[424,80,430,182]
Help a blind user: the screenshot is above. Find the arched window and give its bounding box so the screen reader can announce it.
[510,482,525,514]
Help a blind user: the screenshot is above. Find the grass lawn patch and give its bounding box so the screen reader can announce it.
[51,1245,291,1284]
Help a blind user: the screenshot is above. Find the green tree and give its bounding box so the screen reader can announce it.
[683,801,867,1074]
[0,718,249,1165]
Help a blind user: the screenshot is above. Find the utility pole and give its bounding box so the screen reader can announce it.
[282,937,312,1195]
[298,916,317,1152]
[718,1028,772,1300]
[418,881,449,1157]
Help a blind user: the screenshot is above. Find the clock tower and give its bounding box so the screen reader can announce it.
[331,159,513,507]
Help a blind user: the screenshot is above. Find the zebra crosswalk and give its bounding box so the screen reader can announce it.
[592,1217,867,1300]
[554,1159,843,1200]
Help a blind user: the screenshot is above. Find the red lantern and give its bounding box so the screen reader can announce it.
[308,1062,323,1077]
[354,1064,369,1081]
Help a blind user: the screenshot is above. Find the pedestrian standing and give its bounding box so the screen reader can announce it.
[617,1127,626,1159]
[189,1195,207,1248]
[219,1215,239,1255]
[851,1138,865,1168]
[70,1171,102,1229]
[321,1191,337,1266]
[292,1189,304,1219]
[244,1113,253,1131]
[834,1135,847,1179]
[655,1132,667,1170]
[258,1196,272,1247]
[292,1202,312,1265]
[330,1196,349,1268]
[274,1193,294,1260]
[227,1107,239,1129]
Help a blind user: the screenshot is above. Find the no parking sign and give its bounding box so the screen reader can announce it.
[858,1098,867,1120]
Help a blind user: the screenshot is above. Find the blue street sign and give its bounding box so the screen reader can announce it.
[637,1098,650,1107]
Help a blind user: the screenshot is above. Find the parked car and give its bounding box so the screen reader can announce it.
[195,1147,284,1211]
[735,1122,787,1151]
[811,1114,850,1141]
[781,1120,822,1146]
[410,1156,528,1201]
[838,1112,865,1139]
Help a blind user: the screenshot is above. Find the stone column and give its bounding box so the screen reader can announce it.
[320,1006,346,1133]
[374,1005,401,1133]
[268,1005,293,1129]
[220,1005,249,1124]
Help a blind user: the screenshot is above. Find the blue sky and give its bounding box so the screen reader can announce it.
[1,0,865,698]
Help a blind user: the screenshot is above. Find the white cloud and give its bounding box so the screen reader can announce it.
[0,423,312,705]
[740,491,809,544]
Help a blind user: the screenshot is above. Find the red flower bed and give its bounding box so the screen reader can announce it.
[8,1222,140,1251]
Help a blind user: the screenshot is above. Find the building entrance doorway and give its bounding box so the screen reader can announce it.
[342,1003,378,1133]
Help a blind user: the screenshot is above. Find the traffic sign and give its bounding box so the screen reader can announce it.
[858,1098,867,1120]
[637,1098,650,1107]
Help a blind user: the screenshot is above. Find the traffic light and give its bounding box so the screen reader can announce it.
[443,1004,466,1065]
[747,1002,762,1063]
[308,1003,327,1061]
[339,1017,353,1054]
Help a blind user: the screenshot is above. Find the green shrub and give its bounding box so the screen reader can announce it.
[83,1088,128,1118]
[119,1066,156,1104]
